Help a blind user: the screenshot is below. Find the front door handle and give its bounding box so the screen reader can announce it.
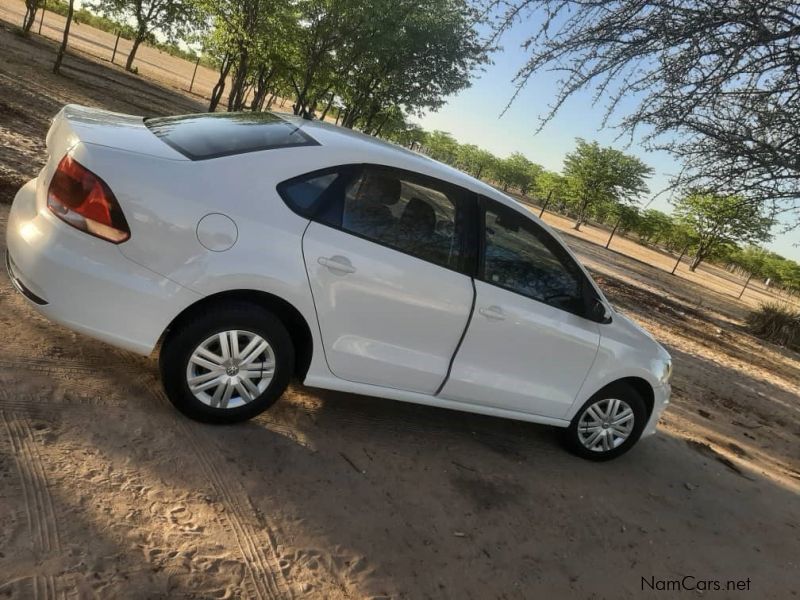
[318,255,356,274]
[478,305,505,321]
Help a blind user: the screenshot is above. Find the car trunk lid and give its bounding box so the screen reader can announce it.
[46,104,188,162]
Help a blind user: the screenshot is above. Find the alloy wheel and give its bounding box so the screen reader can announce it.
[577,397,635,452]
[185,330,274,409]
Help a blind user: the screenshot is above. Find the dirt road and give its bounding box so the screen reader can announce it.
[1,21,799,599]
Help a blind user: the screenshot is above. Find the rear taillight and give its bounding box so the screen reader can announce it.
[47,155,130,243]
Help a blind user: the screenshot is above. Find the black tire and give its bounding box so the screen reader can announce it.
[160,302,294,424]
[563,382,648,461]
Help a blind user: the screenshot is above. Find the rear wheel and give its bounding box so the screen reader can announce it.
[564,383,647,461]
[160,303,294,423]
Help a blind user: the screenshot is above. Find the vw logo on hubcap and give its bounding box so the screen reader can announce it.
[226,365,239,376]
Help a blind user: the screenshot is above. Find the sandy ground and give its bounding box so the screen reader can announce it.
[1,19,799,600]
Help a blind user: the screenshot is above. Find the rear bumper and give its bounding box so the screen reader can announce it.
[5,178,201,354]
[642,382,670,438]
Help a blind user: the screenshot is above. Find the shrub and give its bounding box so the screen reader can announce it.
[747,302,800,351]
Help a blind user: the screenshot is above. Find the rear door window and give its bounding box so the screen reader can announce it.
[338,167,472,272]
[278,165,476,274]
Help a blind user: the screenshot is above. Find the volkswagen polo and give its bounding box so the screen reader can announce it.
[5,105,672,460]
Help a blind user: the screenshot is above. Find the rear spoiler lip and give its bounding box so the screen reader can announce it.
[46,104,188,162]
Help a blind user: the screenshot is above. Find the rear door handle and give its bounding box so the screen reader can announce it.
[478,305,505,321]
[318,255,356,274]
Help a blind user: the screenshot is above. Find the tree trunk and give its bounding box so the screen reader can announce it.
[671,246,688,275]
[538,190,553,218]
[574,196,589,230]
[689,253,703,272]
[319,94,335,121]
[605,216,622,249]
[373,114,391,137]
[209,54,233,112]
[227,50,250,112]
[22,1,38,33]
[125,29,146,72]
[52,0,74,74]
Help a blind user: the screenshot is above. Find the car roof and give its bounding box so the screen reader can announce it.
[280,115,521,211]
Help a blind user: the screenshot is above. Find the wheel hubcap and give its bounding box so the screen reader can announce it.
[186,330,275,409]
[577,398,635,452]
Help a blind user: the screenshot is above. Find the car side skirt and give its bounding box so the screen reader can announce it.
[303,374,572,428]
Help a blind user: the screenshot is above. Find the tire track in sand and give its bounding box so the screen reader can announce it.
[174,413,293,600]
[1,411,70,600]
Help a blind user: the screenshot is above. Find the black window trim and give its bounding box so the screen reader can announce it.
[277,163,479,278]
[477,195,600,320]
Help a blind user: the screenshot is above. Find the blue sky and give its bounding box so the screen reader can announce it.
[414,23,799,261]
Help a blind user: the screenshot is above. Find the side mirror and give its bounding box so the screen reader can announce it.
[589,298,612,324]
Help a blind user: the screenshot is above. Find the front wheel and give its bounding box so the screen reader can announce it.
[160,303,294,424]
[564,383,647,461]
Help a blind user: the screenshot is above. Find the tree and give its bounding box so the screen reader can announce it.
[665,222,700,275]
[456,144,497,179]
[493,152,541,195]
[382,121,428,150]
[53,0,76,74]
[535,170,567,211]
[493,1,800,224]
[673,192,773,272]
[22,0,40,33]
[200,0,291,111]
[605,204,639,249]
[91,0,199,72]
[731,246,770,299]
[562,139,652,230]
[423,130,460,164]
[337,0,487,129]
[633,209,673,246]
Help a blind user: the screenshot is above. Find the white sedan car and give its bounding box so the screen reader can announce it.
[6,105,672,460]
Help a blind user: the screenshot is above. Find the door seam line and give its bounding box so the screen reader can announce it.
[435,277,476,396]
[300,220,337,380]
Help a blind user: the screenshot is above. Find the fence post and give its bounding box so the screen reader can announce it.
[737,273,753,299]
[38,0,46,34]
[189,56,200,93]
[111,30,121,63]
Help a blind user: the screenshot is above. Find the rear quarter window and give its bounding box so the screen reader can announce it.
[144,112,318,160]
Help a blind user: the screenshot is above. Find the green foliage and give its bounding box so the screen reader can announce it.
[492,152,542,195]
[633,209,673,245]
[423,130,460,163]
[562,139,653,229]
[200,0,488,118]
[673,191,773,271]
[455,144,496,179]
[747,303,800,352]
[726,247,800,295]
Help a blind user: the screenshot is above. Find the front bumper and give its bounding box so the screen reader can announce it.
[5,178,201,354]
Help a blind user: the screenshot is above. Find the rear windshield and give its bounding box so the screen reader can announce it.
[144,112,319,160]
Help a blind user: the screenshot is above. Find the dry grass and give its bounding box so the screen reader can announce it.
[748,302,800,351]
